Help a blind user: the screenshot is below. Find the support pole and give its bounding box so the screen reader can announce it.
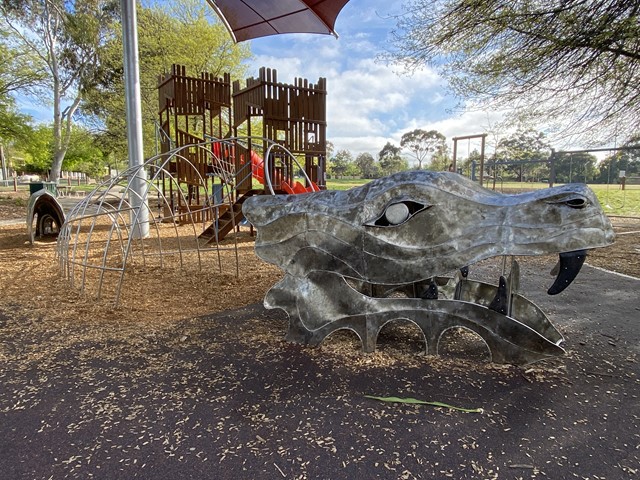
[0,144,7,182]
[479,134,486,187]
[121,0,149,238]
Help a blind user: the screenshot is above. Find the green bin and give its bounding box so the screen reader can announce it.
[29,181,58,195]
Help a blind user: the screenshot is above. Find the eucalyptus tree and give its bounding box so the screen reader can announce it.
[400,128,446,169]
[82,0,251,159]
[494,129,552,181]
[354,152,381,179]
[330,149,356,177]
[0,35,42,140]
[427,143,451,171]
[388,0,640,144]
[378,142,409,175]
[0,32,42,176]
[1,0,119,182]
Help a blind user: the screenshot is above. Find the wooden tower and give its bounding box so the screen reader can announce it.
[231,67,327,193]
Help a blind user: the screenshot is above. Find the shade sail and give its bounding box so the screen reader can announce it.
[205,0,351,42]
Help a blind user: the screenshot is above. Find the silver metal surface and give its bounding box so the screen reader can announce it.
[243,171,616,365]
[121,0,149,239]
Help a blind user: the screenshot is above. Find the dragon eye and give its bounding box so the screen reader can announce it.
[384,203,410,225]
[371,201,428,227]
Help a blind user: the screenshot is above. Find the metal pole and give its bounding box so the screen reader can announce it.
[479,134,486,187]
[0,144,7,182]
[121,0,149,238]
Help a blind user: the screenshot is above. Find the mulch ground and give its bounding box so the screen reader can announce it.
[0,192,639,479]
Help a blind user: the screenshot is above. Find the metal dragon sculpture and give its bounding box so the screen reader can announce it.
[243,171,615,365]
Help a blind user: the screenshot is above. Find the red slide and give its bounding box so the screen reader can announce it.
[250,151,319,194]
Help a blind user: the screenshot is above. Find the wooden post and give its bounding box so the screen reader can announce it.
[452,139,457,173]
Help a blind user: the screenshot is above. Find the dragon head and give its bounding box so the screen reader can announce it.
[244,171,614,294]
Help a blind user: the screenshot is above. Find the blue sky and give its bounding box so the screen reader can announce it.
[243,0,505,162]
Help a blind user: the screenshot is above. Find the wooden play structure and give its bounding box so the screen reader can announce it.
[157,64,327,242]
[452,133,488,186]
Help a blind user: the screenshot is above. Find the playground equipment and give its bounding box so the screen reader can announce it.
[250,150,319,195]
[51,64,327,304]
[55,136,314,305]
[156,65,326,242]
[27,189,65,243]
[244,171,615,365]
[452,133,488,184]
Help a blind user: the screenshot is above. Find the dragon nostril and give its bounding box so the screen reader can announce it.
[565,198,587,209]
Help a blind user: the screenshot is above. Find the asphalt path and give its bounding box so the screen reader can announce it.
[1,261,638,479]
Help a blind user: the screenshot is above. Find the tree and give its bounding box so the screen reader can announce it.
[388,1,640,144]
[0,33,41,176]
[594,137,640,183]
[325,141,335,163]
[330,149,356,177]
[354,152,381,179]
[17,124,53,174]
[493,129,552,181]
[400,129,446,169]
[82,1,250,160]
[62,126,107,178]
[428,143,451,171]
[553,152,597,184]
[378,142,409,176]
[1,0,119,182]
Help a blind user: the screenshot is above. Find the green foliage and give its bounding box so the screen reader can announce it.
[388,0,640,143]
[553,152,598,184]
[400,129,446,169]
[2,0,248,179]
[62,127,107,178]
[11,123,106,177]
[354,152,382,179]
[493,129,552,181]
[329,149,358,177]
[18,124,53,174]
[594,137,640,184]
[82,0,251,160]
[0,33,40,142]
[378,142,409,175]
[1,0,119,181]
[427,143,451,171]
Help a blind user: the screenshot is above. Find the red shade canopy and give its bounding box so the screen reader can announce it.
[206,0,351,42]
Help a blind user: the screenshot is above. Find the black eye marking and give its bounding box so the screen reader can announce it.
[546,194,589,210]
[564,197,587,209]
[370,201,429,227]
